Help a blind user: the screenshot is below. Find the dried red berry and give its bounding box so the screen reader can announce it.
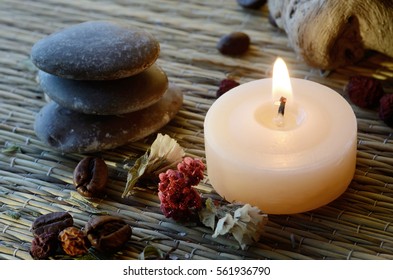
[346,76,385,109]
[237,0,267,9]
[217,32,250,56]
[216,79,240,97]
[379,94,393,127]
[59,227,89,256]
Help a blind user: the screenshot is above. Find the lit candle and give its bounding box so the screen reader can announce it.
[204,58,357,215]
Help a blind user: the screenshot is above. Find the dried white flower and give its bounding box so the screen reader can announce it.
[232,204,268,249]
[146,133,185,175]
[212,213,235,238]
[200,199,268,250]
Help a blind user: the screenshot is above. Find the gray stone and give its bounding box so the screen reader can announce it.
[34,84,183,153]
[31,21,160,80]
[38,64,168,115]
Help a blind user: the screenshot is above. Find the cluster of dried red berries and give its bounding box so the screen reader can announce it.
[346,75,393,127]
[158,157,205,221]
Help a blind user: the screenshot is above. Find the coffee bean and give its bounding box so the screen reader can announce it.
[73,156,108,198]
[29,232,59,259]
[237,0,267,9]
[31,211,73,237]
[84,215,132,252]
[217,32,250,56]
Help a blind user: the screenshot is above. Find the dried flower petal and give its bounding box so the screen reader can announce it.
[212,213,235,238]
[234,204,266,225]
[148,134,185,172]
[231,204,268,249]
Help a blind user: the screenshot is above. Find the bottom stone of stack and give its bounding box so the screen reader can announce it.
[34,83,183,153]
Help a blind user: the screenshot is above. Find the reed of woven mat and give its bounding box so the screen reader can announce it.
[1,0,393,260]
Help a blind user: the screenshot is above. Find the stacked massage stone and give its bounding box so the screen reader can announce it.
[32,21,183,154]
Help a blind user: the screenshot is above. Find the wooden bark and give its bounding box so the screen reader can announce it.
[268,0,393,69]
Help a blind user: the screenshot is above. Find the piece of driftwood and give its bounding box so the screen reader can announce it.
[268,0,393,69]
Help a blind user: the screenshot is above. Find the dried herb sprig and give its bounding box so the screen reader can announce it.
[122,133,185,197]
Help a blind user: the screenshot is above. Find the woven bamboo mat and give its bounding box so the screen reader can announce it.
[1,0,393,260]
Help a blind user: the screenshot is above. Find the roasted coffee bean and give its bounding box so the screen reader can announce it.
[73,156,108,197]
[31,211,73,237]
[237,0,267,9]
[29,232,59,259]
[84,215,132,252]
[217,32,250,56]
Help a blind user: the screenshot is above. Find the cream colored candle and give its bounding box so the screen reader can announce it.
[204,58,357,214]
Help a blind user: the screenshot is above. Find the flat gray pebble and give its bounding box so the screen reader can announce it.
[38,64,168,115]
[34,84,183,153]
[31,21,160,80]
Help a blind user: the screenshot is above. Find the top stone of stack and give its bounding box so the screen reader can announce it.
[31,21,160,80]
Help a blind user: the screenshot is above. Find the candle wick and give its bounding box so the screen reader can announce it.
[278,96,287,116]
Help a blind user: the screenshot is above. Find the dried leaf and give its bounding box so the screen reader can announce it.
[122,152,149,198]
[60,191,104,214]
[75,254,99,260]
[1,144,20,155]
[198,208,216,230]
[3,210,21,220]
[122,134,185,198]
[70,191,99,208]
[198,198,217,230]
[139,245,164,260]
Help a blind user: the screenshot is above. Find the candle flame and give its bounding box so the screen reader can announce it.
[272,57,293,104]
